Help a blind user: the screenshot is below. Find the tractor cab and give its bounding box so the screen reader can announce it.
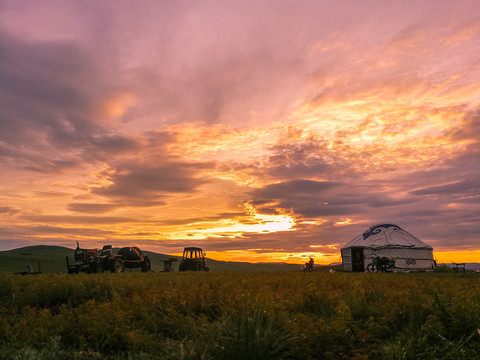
[179,247,209,271]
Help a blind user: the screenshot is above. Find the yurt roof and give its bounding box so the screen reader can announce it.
[341,223,433,250]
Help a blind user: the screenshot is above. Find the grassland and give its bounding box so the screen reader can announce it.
[0,271,479,359]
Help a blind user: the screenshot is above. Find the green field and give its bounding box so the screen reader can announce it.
[0,271,479,359]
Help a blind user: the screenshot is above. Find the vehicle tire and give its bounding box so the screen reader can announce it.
[110,258,125,273]
[204,267,210,272]
[141,256,151,272]
[367,263,377,272]
[179,262,186,272]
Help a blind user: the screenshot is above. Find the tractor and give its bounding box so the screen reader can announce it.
[179,247,209,271]
[66,242,151,274]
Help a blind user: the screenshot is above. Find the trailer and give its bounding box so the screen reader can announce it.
[66,242,151,274]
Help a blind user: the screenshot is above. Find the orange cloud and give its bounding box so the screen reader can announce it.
[102,92,137,120]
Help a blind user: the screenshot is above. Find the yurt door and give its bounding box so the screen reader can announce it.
[351,247,364,272]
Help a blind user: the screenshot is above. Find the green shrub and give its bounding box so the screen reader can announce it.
[214,307,293,360]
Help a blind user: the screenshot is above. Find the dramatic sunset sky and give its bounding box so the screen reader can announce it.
[1,0,479,264]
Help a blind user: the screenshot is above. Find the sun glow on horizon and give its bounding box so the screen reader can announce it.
[190,249,341,265]
[434,250,480,265]
[194,248,480,266]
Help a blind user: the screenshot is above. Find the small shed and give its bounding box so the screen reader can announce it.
[341,224,435,272]
[162,257,177,272]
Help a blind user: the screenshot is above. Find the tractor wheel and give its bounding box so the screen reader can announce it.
[204,267,210,272]
[111,258,125,273]
[141,256,151,272]
[179,262,187,272]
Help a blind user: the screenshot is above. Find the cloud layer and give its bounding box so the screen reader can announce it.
[1,0,479,263]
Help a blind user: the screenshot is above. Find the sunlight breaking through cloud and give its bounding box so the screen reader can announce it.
[161,202,296,241]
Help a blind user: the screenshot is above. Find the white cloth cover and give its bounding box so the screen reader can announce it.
[341,224,435,271]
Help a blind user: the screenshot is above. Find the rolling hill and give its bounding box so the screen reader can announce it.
[0,245,302,274]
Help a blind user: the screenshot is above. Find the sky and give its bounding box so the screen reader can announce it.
[1,0,479,264]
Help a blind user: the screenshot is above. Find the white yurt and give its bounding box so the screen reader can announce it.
[341,223,435,272]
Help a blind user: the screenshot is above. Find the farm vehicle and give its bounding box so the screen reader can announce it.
[66,242,151,274]
[179,247,209,271]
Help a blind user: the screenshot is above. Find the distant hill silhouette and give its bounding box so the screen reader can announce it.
[0,245,309,273]
[439,262,480,271]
